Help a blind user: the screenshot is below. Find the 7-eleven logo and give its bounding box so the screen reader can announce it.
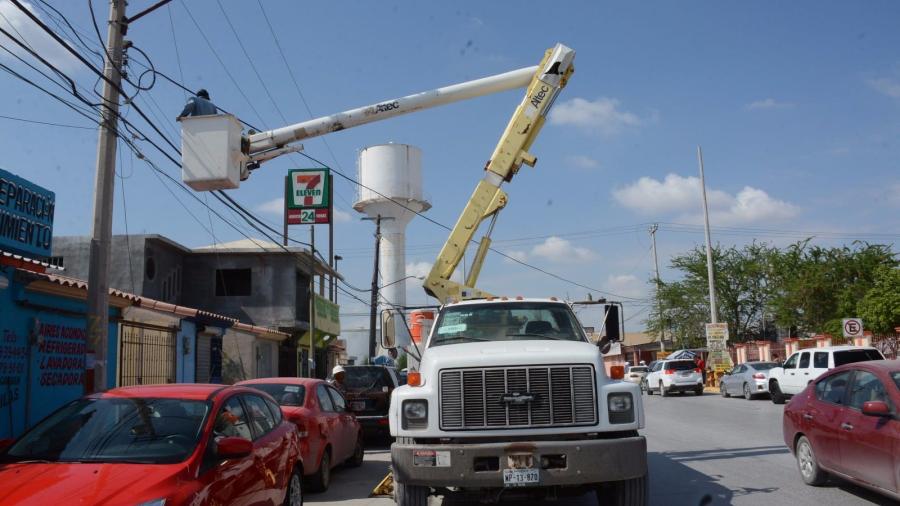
[295,173,322,206]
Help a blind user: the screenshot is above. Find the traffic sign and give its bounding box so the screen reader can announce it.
[842,318,863,339]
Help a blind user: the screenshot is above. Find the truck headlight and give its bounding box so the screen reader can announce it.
[402,400,428,430]
[608,393,634,424]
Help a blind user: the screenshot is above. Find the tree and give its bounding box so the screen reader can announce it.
[857,266,900,334]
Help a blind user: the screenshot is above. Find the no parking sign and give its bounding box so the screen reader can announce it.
[842,318,863,339]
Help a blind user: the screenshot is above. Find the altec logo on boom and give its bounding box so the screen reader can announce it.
[288,169,330,209]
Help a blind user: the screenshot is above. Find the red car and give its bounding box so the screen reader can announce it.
[783,359,900,501]
[237,377,363,492]
[0,384,304,506]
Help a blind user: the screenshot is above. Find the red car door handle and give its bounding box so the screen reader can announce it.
[841,423,853,431]
[802,413,814,420]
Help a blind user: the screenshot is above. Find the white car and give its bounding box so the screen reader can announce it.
[624,365,649,385]
[643,359,704,396]
[767,346,884,404]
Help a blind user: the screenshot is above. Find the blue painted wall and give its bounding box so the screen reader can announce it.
[176,320,196,383]
[0,268,118,438]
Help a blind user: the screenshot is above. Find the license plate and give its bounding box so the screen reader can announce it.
[350,401,365,411]
[503,468,539,487]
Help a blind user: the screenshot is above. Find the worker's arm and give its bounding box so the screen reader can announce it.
[423,44,575,303]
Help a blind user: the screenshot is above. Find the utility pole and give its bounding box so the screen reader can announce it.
[366,216,383,361]
[649,224,666,353]
[698,145,718,324]
[86,0,126,393]
[309,224,316,377]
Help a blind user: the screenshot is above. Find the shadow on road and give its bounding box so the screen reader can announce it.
[662,445,790,463]
[649,451,738,506]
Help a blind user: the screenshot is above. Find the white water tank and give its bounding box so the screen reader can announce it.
[354,144,431,350]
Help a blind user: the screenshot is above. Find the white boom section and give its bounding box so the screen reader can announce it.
[247,66,537,154]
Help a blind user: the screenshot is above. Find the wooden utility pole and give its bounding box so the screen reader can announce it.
[86,0,126,393]
[649,224,666,353]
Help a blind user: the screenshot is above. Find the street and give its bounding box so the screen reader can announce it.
[308,392,895,506]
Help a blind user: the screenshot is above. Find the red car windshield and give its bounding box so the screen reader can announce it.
[247,384,306,406]
[3,397,209,464]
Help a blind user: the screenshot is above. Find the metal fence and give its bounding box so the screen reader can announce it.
[118,323,177,386]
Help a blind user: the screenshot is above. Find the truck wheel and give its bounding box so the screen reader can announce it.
[596,474,649,506]
[394,481,428,506]
[659,382,668,397]
[770,381,786,405]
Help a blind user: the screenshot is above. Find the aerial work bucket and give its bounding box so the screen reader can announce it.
[180,114,245,191]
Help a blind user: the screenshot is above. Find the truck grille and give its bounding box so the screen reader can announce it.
[439,365,597,430]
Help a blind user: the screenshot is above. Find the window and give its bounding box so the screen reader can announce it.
[799,352,810,369]
[431,302,586,346]
[327,387,347,412]
[263,397,283,425]
[628,366,648,373]
[813,352,829,369]
[815,371,851,405]
[243,395,277,437]
[665,361,696,371]
[316,384,334,412]
[783,353,799,370]
[215,268,252,296]
[893,372,900,391]
[848,371,892,411]
[246,383,305,407]
[341,366,395,391]
[751,362,779,371]
[833,349,884,367]
[214,396,253,440]
[48,256,64,268]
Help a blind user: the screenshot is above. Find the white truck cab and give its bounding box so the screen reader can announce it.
[387,298,647,505]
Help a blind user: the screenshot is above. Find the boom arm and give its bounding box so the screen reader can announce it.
[423,44,575,303]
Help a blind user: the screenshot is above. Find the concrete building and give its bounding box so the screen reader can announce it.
[52,235,341,378]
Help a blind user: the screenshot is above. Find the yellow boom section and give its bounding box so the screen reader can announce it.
[424,44,575,303]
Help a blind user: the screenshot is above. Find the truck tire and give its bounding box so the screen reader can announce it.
[596,474,649,506]
[770,381,786,405]
[393,437,429,506]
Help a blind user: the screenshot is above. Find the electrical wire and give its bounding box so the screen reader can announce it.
[0,113,94,130]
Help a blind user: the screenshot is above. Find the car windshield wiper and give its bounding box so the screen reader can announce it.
[506,333,569,341]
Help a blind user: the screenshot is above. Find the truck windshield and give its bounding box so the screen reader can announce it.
[430,302,587,347]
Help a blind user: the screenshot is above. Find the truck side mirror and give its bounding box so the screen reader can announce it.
[603,304,622,342]
[381,310,396,349]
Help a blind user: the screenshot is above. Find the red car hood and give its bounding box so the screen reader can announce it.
[0,461,184,505]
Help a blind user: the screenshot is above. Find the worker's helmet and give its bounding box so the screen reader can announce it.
[196,89,210,99]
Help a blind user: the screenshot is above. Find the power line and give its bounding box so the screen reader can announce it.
[0,113,94,130]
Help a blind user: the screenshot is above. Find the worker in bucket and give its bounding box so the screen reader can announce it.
[177,89,217,119]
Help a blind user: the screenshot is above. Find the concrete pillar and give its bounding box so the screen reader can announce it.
[757,342,771,362]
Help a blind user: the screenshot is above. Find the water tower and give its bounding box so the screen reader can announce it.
[354,144,431,348]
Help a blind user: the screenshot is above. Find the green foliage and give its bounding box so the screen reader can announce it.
[857,266,900,334]
[646,240,897,341]
[397,352,408,370]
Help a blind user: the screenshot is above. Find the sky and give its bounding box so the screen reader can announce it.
[1,0,899,333]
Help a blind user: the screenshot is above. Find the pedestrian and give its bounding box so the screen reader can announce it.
[330,365,347,395]
[695,355,706,385]
[177,89,218,119]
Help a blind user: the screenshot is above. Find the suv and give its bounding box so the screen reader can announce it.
[339,365,401,437]
[767,346,885,404]
[643,359,704,396]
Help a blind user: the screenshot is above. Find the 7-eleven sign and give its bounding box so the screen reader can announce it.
[287,169,330,209]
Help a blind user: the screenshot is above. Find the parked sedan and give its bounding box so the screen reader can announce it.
[0,384,303,506]
[238,377,363,493]
[783,360,900,502]
[720,361,780,400]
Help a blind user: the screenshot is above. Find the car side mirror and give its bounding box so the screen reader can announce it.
[215,436,253,459]
[862,401,891,417]
[380,310,396,350]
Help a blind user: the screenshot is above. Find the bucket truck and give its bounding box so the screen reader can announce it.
[179,43,647,506]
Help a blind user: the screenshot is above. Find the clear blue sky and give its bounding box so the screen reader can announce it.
[2,0,898,330]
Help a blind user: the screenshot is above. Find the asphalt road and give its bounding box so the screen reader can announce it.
[307,392,895,506]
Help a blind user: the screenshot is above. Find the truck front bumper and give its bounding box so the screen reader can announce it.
[391,436,647,488]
